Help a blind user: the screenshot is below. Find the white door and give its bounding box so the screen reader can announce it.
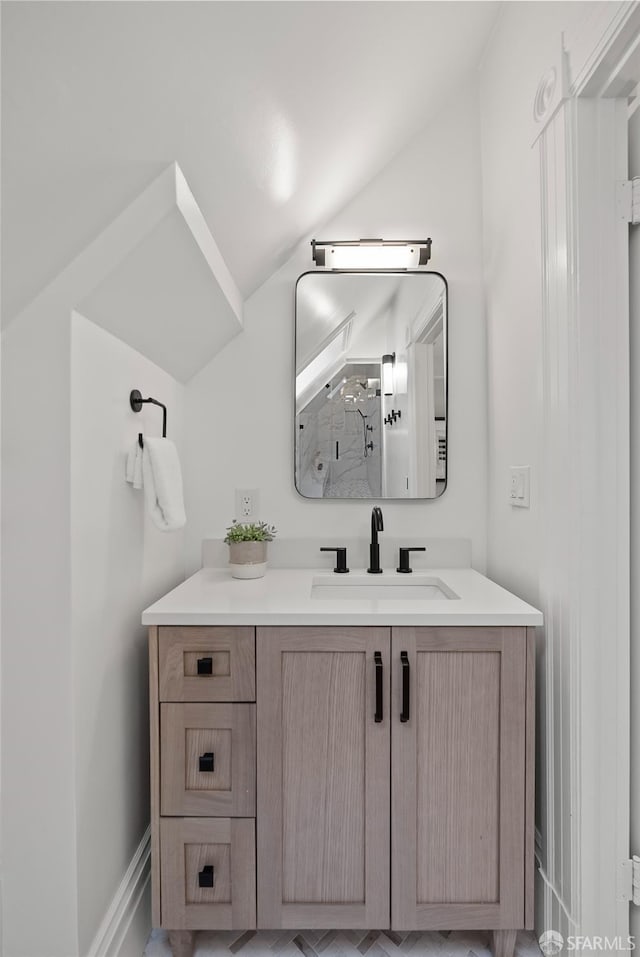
[629,96,640,948]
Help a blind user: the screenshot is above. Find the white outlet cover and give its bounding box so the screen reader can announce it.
[235,488,260,521]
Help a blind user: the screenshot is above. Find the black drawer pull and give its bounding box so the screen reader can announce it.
[199,752,215,773]
[197,656,213,675]
[199,865,214,888]
[374,651,383,723]
[400,651,410,723]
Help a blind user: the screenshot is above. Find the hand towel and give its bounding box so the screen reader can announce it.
[141,437,187,532]
[125,442,144,490]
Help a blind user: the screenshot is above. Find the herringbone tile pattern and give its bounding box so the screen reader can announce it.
[144,928,542,957]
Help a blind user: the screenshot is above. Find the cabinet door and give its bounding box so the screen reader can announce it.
[391,627,527,930]
[257,626,390,929]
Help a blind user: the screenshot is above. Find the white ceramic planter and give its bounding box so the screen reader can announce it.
[228,540,268,579]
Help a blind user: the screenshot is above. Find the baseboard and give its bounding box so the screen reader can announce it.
[535,827,544,864]
[535,860,578,941]
[86,826,151,957]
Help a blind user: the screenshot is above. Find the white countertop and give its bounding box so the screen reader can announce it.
[142,566,543,627]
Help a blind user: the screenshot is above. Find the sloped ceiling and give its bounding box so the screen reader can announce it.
[1,0,500,325]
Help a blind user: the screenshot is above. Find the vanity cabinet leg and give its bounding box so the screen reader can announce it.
[168,930,195,957]
[492,929,517,957]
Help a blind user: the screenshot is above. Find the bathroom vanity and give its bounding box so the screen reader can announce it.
[143,565,542,957]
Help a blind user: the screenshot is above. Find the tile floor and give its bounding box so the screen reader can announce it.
[144,928,542,957]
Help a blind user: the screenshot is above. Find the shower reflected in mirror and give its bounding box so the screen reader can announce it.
[295,271,447,500]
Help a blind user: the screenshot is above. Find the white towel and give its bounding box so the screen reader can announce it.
[141,437,187,532]
[125,442,144,490]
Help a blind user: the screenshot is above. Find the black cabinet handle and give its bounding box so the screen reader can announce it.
[199,752,215,773]
[198,865,214,888]
[374,651,383,723]
[400,651,410,723]
[197,657,213,675]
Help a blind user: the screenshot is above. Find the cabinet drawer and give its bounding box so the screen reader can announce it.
[160,817,256,929]
[159,626,255,701]
[161,703,256,816]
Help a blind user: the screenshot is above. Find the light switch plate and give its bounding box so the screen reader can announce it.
[509,466,530,508]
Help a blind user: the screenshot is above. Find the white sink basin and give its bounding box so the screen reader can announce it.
[310,575,459,601]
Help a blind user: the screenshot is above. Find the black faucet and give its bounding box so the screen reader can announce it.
[368,506,384,574]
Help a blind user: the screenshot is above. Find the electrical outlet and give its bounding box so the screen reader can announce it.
[235,488,260,520]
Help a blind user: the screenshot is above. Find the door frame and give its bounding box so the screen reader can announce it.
[534,1,640,943]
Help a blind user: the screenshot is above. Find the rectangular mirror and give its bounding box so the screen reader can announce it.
[295,271,447,499]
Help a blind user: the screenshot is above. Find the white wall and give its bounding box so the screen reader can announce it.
[480,1,585,606]
[2,305,78,957]
[629,103,640,946]
[183,81,487,575]
[2,302,185,957]
[70,313,185,955]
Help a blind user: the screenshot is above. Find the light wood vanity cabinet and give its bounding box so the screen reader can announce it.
[150,623,534,957]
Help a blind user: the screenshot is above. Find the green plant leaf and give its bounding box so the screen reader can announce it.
[223,520,277,544]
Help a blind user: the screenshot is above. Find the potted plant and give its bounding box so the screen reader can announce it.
[224,520,277,579]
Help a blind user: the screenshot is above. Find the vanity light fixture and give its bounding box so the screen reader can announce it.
[382,353,395,396]
[311,238,432,269]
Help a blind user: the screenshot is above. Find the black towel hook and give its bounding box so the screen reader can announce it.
[130,390,167,448]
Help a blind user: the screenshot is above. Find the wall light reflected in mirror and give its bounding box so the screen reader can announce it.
[382,352,395,395]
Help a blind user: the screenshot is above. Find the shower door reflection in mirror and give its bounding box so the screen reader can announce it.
[295,271,447,499]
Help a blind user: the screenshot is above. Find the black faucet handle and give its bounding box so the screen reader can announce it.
[320,547,349,573]
[397,546,426,574]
